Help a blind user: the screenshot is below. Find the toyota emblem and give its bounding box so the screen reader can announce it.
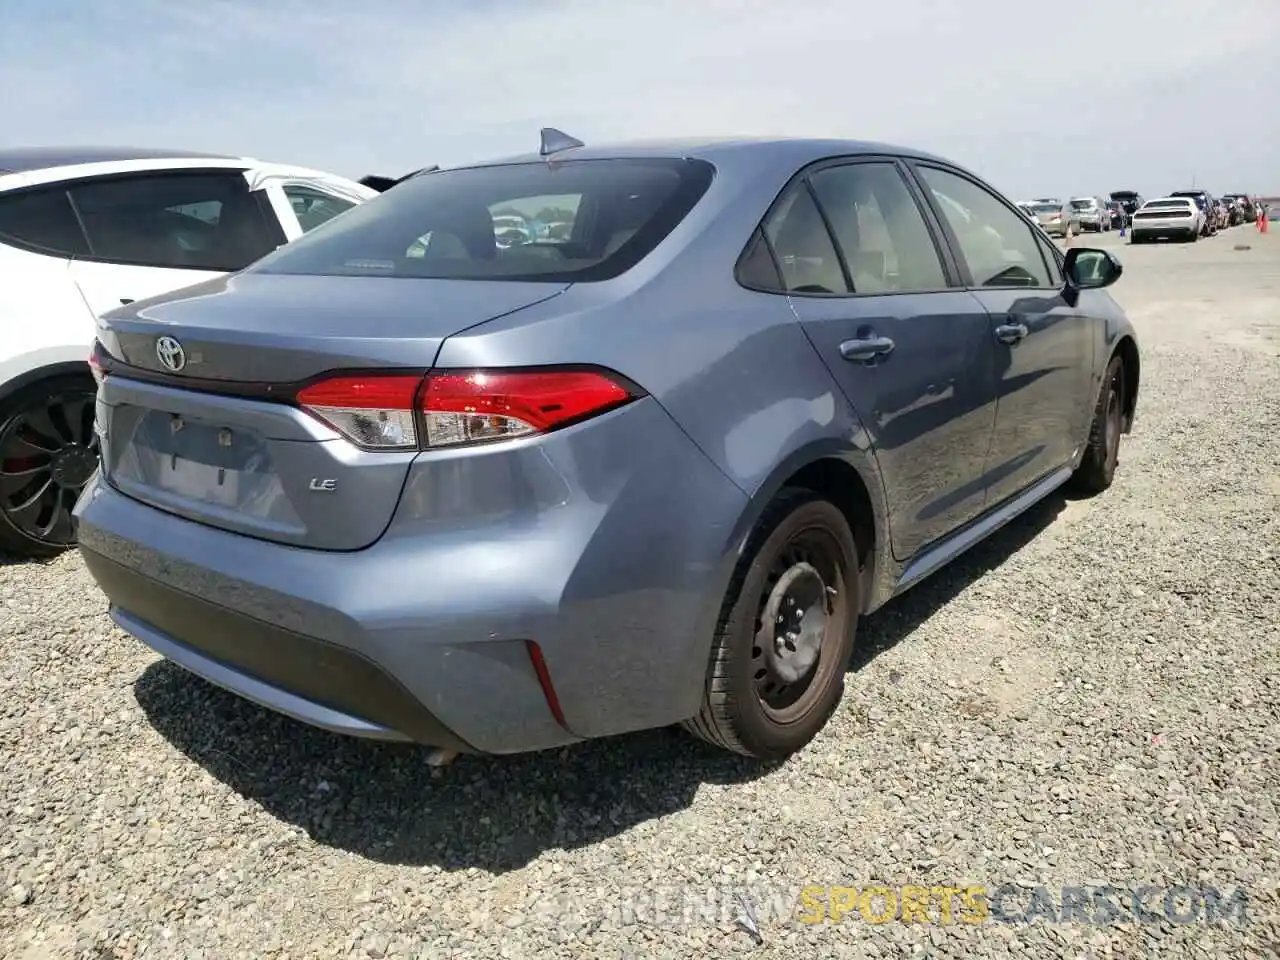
[156,336,186,372]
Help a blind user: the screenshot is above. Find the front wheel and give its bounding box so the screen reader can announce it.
[684,490,860,759]
[0,375,99,558]
[1069,355,1125,496]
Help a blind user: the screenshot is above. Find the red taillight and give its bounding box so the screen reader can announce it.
[294,368,636,450]
[421,369,634,448]
[88,353,106,386]
[296,375,423,450]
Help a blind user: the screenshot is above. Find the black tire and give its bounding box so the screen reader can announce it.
[684,488,861,759]
[1068,354,1125,496]
[0,374,99,559]
[1187,229,1198,243]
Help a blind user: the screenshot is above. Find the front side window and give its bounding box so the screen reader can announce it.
[0,188,89,257]
[916,166,1051,288]
[251,158,714,282]
[807,162,948,294]
[68,172,280,271]
[284,184,357,233]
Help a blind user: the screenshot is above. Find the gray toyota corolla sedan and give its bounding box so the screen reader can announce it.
[76,132,1139,761]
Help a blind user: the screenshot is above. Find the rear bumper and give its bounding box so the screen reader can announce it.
[82,547,462,746]
[1131,219,1197,236]
[75,397,749,754]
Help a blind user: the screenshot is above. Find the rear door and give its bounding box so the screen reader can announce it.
[66,170,285,315]
[764,157,1000,560]
[909,162,1093,509]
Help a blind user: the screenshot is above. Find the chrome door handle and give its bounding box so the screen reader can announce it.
[995,322,1028,345]
[840,335,895,363]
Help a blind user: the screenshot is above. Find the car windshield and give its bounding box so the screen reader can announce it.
[1030,203,1061,214]
[249,158,715,282]
[1070,200,1094,210]
[1144,200,1191,210]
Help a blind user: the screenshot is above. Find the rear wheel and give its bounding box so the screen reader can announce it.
[0,376,99,558]
[684,489,860,759]
[1069,354,1125,496]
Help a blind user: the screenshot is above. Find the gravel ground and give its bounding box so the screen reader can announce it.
[2,224,1278,959]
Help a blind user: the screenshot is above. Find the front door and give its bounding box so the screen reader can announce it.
[764,158,1000,560]
[910,163,1093,508]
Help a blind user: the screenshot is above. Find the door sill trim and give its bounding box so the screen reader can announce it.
[892,464,1073,597]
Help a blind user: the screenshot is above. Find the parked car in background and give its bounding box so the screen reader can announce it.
[1168,190,1218,236]
[1220,194,1253,224]
[1130,196,1203,243]
[1108,191,1144,227]
[1026,199,1080,237]
[76,132,1140,762]
[0,146,377,556]
[1070,197,1111,232]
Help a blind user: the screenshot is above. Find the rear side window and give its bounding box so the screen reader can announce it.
[761,184,848,294]
[0,188,90,257]
[807,163,948,294]
[249,158,715,282]
[68,172,281,271]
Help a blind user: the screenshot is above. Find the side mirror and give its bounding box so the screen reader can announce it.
[1063,247,1122,290]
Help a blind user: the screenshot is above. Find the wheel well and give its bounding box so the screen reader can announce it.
[781,458,876,601]
[1114,335,1140,429]
[0,362,93,409]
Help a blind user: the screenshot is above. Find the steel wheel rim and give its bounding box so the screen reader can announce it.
[0,389,99,546]
[751,524,847,723]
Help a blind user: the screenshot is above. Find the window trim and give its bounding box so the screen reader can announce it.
[733,154,963,299]
[43,167,287,272]
[905,160,1062,292]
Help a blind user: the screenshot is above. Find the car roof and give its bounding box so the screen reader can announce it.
[0,145,242,175]
[449,135,952,171]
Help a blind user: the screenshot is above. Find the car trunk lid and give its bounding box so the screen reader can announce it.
[94,273,567,550]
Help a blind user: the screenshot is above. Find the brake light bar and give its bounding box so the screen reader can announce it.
[294,368,638,451]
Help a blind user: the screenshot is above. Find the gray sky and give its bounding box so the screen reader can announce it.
[3,0,1277,199]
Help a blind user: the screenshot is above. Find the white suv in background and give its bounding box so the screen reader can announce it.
[0,146,377,557]
[1069,197,1111,233]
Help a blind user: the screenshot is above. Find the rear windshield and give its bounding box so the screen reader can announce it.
[1070,199,1095,210]
[249,158,715,282]
[1029,203,1061,214]
[1144,200,1192,209]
